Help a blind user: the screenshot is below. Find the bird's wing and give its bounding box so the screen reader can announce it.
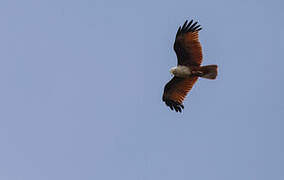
[174,20,203,66]
[162,76,198,112]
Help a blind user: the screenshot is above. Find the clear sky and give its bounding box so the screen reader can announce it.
[0,0,283,179]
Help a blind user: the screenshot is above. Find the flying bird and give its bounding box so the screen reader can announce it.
[162,20,218,112]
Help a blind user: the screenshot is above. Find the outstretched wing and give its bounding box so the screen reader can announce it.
[174,20,203,66]
[162,76,198,112]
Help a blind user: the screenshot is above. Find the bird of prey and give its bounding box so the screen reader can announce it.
[162,19,218,112]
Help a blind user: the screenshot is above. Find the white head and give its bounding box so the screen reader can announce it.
[170,67,177,76]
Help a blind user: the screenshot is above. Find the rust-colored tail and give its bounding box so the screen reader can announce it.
[199,65,218,79]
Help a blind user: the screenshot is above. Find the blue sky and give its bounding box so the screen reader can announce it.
[0,0,283,179]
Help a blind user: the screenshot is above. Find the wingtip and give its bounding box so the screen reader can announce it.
[164,99,184,113]
[178,19,202,34]
[181,20,188,31]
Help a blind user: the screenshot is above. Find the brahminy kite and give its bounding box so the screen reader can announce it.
[162,20,218,112]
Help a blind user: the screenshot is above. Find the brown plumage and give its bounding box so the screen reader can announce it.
[162,20,218,112]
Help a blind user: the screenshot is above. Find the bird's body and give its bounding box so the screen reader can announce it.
[170,65,192,77]
[162,19,218,112]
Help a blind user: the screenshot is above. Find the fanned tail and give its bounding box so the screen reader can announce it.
[199,65,218,79]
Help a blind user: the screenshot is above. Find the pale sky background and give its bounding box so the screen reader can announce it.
[0,0,283,179]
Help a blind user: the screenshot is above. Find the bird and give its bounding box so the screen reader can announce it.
[162,19,218,112]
